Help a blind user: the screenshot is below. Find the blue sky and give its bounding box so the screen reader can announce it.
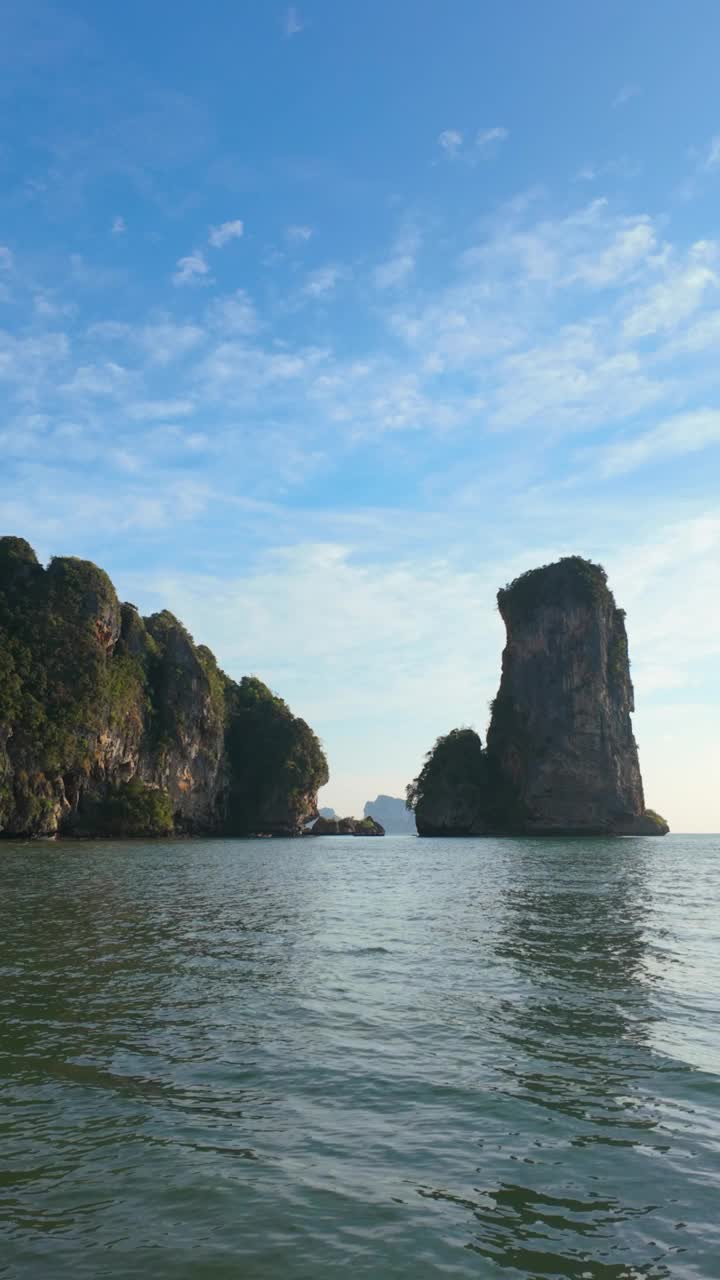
[2,1,720,829]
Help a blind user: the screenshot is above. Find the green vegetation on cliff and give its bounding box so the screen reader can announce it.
[0,537,328,838]
[225,676,328,833]
[73,780,175,837]
[498,555,613,626]
[406,726,527,835]
[406,728,487,815]
[639,809,669,834]
[0,547,128,828]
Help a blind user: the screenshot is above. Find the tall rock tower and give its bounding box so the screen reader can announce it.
[486,556,667,835]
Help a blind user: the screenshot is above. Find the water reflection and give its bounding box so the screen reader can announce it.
[0,839,309,1051]
[0,839,316,1254]
[453,839,681,1277]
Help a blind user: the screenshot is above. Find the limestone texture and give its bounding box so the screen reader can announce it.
[0,537,327,838]
[411,557,668,837]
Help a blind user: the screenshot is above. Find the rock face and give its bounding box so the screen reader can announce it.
[408,732,490,836]
[363,794,416,834]
[0,537,328,838]
[488,558,667,835]
[306,815,385,836]
[410,557,668,837]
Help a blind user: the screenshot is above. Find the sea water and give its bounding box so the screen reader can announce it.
[1,834,718,1278]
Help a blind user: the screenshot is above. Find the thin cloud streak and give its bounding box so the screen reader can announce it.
[283,6,303,37]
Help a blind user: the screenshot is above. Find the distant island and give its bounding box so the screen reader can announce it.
[306,815,384,836]
[364,795,416,834]
[317,798,415,834]
[407,557,668,837]
[0,537,328,838]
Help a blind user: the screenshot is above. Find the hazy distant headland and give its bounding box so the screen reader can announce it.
[305,814,385,836]
[1,539,666,841]
[364,795,417,834]
[407,557,668,837]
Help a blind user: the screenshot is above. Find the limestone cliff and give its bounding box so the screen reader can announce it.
[487,557,667,834]
[409,557,668,837]
[0,537,328,838]
[408,730,490,836]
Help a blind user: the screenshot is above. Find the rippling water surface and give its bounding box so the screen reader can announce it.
[1,834,719,1278]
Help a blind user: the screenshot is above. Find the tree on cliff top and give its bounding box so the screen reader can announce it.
[406,728,485,812]
[497,555,613,625]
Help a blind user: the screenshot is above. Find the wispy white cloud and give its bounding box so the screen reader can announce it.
[572,157,641,185]
[309,360,478,436]
[575,164,599,183]
[208,219,244,249]
[701,135,720,172]
[373,228,421,290]
[286,224,313,242]
[283,6,303,37]
[438,126,507,164]
[661,308,720,355]
[438,129,463,156]
[0,332,70,395]
[611,513,720,699]
[206,289,258,335]
[110,449,142,474]
[613,83,640,108]
[594,409,720,477]
[172,251,210,286]
[60,361,133,398]
[388,204,667,429]
[491,323,665,430]
[196,337,328,404]
[0,475,216,540]
[82,318,203,366]
[87,320,132,342]
[0,247,14,270]
[69,254,125,289]
[570,219,657,286]
[476,126,509,149]
[462,200,657,289]
[373,254,416,289]
[623,240,718,338]
[140,319,205,364]
[302,264,345,297]
[129,541,504,725]
[126,398,195,421]
[34,293,76,319]
[676,136,720,202]
[11,192,717,478]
